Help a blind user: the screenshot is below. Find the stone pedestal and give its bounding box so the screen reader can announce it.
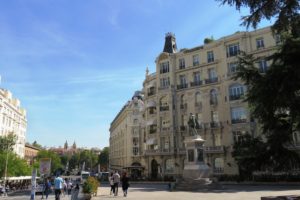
[182,135,212,180]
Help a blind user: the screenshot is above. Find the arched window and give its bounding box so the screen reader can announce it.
[229,84,244,100]
[210,89,218,105]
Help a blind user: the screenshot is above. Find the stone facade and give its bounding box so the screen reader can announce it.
[0,88,27,158]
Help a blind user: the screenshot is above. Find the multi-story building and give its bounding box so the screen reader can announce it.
[24,143,40,165]
[0,88,27,158]
[110,26,291,179]
[109,91,146,179]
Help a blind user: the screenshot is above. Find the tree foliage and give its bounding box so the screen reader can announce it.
[0,133,17,152]
[98,147,109,171]
[219,0,300,173]
[0,152,31,177]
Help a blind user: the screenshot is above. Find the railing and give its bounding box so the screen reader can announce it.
[160,105,169,111]
[229,94,244,101]
[204,146,224,153]
[190,80,203,87]
[158,86,169,90]
[161,127,170,132]
[177,83,188,90]
[210,99,218,105]
[231,118,247,124]
[213,167,224,174]
[144,149,173,155]
[205,77,218,84]
[195,102,202,108]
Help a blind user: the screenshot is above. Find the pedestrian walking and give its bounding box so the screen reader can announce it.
[43,178,52,199]
[108,172,115,195]
[71,183,80,200]
[112,171,120,196]
[54,174,64,200]
[121,172,130,197]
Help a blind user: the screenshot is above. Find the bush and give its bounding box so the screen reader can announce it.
[82,177,100,195]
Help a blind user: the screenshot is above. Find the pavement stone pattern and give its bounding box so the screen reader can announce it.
[1,184,300,200]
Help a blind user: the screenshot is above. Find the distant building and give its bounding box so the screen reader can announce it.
[24,143,40,165]
[49,141,78,156]
[109,91,145,178]
[0,88,27,158]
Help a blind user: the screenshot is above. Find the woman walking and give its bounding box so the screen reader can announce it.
[121,172,130,197]
[108,172,115,195]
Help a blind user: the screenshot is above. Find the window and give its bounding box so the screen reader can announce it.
[231,107,247,123]
[179,75,187,85]
[228,62,238,74]
[229,84,244,100]
[193,55,200,66]
[256,38,265,49]
[207,51,214,63]
[212,111,219,122]
[258,59,268,73]
[275,34,281,45]
[160,77,170,88]
[195,92,202,106]
[165,159,175,173]
[133,147,139,155]
[233,130,248,143]
[214,158,224,169]
[194,72,201,82]
[210,89,218,105]
[208,68,217,79]
[160,61,169,74]
[179,58,185,69]
[132,137,139,146]
[226,43,240,57]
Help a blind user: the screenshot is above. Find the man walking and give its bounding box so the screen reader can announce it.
[112,171,120,196]
[54,174,64,200]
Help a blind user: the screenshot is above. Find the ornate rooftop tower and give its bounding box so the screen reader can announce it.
[163,32,177,53]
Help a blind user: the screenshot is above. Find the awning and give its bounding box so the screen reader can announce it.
[146,101,156,108]
[146,119,157,126]
[146,138,157,145]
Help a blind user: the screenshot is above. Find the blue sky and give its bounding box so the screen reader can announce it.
[0,0,273,149]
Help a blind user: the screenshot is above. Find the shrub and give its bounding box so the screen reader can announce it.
[82,177,100,195]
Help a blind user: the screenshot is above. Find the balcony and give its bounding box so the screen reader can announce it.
[160,105,169,112]
[177,83,188,90]
[190,80,203,87]
[229,94,244,101]
[204,146,224,154]
[178,148,186,154]
[205,77,218,84]
[161,127,170,132]
[148,91,156,96]
[231,118,247,124]
[144,149,173,156]
[158,86,169,90]
[210,99,218,106]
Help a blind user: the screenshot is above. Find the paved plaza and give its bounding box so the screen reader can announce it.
[1,184,300,200]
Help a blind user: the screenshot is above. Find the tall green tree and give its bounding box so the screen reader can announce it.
[218,0,300,172]
[0,152,31,177]
[98,147,109,171]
